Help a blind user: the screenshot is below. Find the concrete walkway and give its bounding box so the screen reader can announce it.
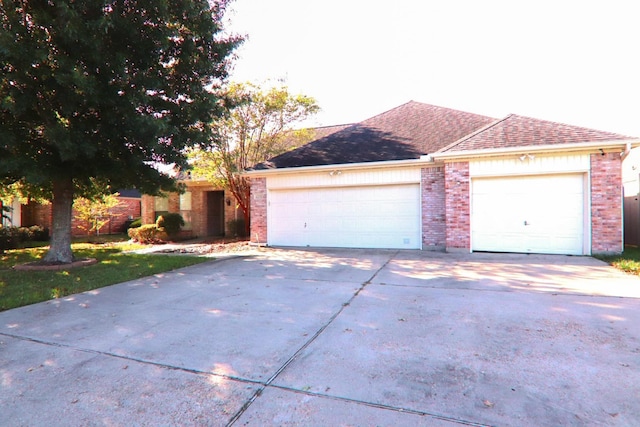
[2,249,640,426]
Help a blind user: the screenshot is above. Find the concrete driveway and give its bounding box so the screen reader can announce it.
[2,249,640,426]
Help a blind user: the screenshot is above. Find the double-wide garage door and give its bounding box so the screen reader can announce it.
[268,184,421,249]
[471,174,585,255]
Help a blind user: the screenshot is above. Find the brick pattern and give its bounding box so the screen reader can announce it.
[591,152,623,254]
[141,194,156,225]
[71,197,140,235]
[421,166,445,250]
[22,197,140,237]
[141,187,243,238]
[444,162,470,251]
[250,177,267,244]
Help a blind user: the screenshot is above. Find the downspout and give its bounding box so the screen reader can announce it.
[621,142,632,160]
[620,143,632,251]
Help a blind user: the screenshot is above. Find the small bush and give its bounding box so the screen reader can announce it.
[22,225,49,242]
[127,217,142,229]
[227,218,247,237]
[0,227,19,252]
[156,213,184,237]
[127,224,167,244]
[0,226,49,252]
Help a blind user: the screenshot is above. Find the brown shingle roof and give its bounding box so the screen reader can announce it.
[252,101,496,169]
[441,114,635,153]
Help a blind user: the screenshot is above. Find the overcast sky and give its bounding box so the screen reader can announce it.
[224,0,639,137]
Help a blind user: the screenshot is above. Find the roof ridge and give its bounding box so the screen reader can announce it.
[436,114,513,153]
[356,100,417,124]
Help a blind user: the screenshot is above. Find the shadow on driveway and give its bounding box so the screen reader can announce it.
[1,249,639,426]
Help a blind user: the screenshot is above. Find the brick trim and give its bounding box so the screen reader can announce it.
[421,167,446,250]
[250,177,267,244]
[591,152,623,254]
[445,162,470,251]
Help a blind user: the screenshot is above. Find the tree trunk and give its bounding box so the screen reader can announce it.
[43,178,75,264]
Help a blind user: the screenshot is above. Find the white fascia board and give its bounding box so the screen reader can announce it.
[243,157,440,177]
[432,139,640,161]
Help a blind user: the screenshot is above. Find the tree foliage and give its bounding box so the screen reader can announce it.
[0,0,240,262]
[189,82,319,231]
[73,192,121,236]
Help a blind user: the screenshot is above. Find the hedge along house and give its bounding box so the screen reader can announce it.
[246,101,639,255]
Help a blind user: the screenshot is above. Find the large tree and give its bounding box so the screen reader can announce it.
[189,81,319,233]
[0,0,240,263]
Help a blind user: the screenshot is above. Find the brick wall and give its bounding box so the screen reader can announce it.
[591,152,623,254]
[24,202,53,231]
[23,196,140,237]
[141,187,243,238]
[71,197,140,235]
[444,161,471,251]
[250,177,267,244]
[141,195,156,224]
[421,166,446,250]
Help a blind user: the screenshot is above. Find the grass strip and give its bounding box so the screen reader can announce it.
[594,246,640,275]
[0,242,208,311]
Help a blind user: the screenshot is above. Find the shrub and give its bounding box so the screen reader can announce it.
[0,227,19,252]
[19,225,49,242]
[227,218,247,237]
[127,217,142,229]
[127,224,167,244]
[156,213,184,237]
[0,226,49,252]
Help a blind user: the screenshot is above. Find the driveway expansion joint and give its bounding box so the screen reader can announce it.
[0,331,265,386]
[225,251,399,426]
[269,383,493,427]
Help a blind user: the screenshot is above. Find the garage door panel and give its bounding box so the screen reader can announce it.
[472,174,585,255]
[268,184,421,249]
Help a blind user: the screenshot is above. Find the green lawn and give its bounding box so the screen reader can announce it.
[595,246,640,275]
[0,240,209,312]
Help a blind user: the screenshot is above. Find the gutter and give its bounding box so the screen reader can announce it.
[432,139,640,161]
[243,156,439,177]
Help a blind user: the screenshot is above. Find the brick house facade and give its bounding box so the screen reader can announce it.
[249,153,627,255]
[19,194,141,237]
[140,181,244,238]
[246,102,637,255]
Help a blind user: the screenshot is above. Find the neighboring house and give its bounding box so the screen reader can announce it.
[7,191,141,236]
[246,101,639,255]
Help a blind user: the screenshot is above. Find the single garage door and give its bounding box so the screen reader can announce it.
[471,174,585,255]
[268,184,421,249]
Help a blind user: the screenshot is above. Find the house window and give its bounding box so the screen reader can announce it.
[179,192,192,230]
[154,196,169,221]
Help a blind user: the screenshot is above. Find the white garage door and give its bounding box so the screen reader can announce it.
[471,174,585,255]
[268,184,421,249]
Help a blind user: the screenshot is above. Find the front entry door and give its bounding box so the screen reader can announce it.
[207,191,225,236]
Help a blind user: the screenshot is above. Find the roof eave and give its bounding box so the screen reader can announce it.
[432,139,640,161]
[243,156,441,177]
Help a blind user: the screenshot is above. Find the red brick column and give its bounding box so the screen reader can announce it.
[190,189,205,237]
[168,193,180,213]
[141,195,156,225]
[421,166,446,250]
[445,161,471,252]
[591,152,623,254]
[250,177,267,244]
